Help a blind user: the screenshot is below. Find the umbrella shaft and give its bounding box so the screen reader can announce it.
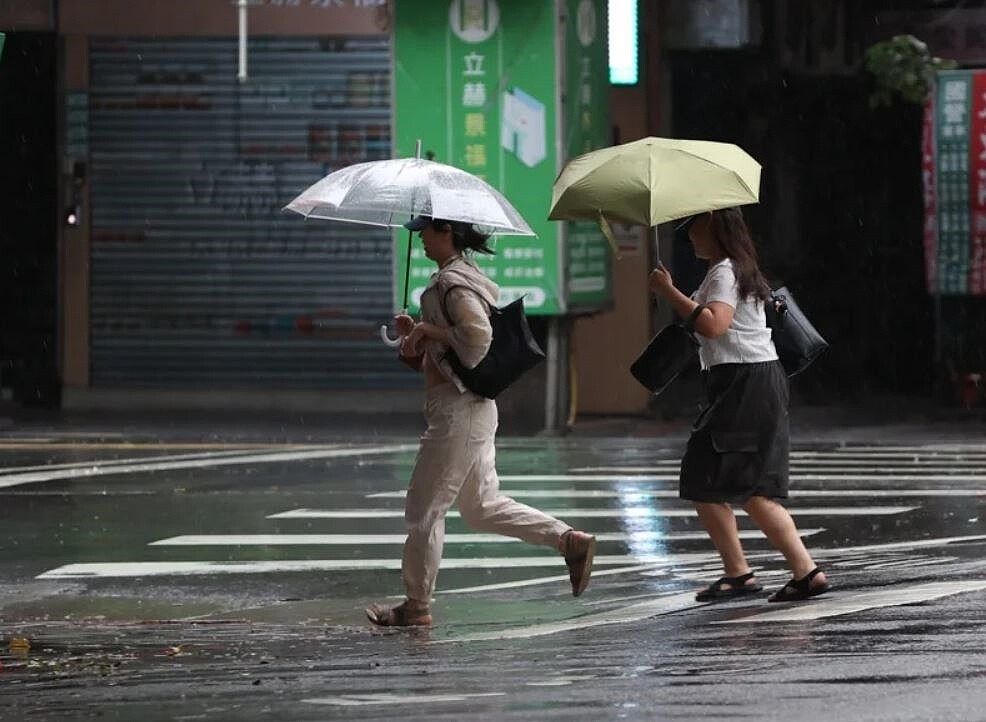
[403,228,413,310]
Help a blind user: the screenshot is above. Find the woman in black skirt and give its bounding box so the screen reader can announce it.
[649,208,830,603]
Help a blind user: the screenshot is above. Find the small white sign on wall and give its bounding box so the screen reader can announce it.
[610,222,645,257]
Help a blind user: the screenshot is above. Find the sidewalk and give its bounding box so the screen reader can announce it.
[0,396,982,446]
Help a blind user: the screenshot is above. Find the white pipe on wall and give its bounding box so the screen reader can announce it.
[237,0,248,82]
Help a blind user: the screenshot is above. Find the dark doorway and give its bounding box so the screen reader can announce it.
[668,47,935,402]
[0,32,60,407]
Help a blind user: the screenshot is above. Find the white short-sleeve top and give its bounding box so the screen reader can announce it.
[691,258,779,370]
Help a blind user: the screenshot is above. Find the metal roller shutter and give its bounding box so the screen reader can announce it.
[88,37,404,389]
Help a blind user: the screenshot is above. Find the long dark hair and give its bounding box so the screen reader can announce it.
[430,218,496,255]
[709,208,771,301]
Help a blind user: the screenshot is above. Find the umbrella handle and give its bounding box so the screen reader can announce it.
[379,325,402,348]
[380,306,411,348]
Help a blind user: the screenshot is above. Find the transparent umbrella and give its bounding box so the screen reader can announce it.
[285,144,535,345]
[285,157,534,236]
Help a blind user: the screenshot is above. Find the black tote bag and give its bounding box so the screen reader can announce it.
[765,286,828,377]
[630,305,704,395]
[441,287,545,399]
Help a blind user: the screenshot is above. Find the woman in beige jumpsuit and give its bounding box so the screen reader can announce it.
[366,216,597,627]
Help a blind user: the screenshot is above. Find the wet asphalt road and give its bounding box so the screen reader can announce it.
[2,423,986,721]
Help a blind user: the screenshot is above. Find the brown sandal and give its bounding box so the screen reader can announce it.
[365,601,433,627]
[561,530,597,597]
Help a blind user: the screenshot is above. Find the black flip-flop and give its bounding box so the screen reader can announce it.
[696,571,763,602]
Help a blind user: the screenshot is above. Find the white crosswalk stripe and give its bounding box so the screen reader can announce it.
[367,488,986,499]
[150,529,827,546]
[0,444,416,489]
[500,473,986,482]
[36,554,723,579]
[266,506,917,519]
[712,581,986,624]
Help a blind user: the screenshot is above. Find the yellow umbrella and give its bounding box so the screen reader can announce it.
[549,137,761,252]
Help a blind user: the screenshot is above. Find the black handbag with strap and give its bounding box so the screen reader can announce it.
[630,305,705,395]
[765,286,828,377]
[440,286,545,399]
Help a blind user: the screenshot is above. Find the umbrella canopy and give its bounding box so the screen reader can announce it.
[285,153,537,346]
[285,157,535,236]
[549,137,761,237]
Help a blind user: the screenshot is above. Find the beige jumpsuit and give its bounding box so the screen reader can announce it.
[401,258,571,606]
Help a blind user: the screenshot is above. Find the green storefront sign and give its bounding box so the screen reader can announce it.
[564,0,611,310]
[934,71,972,295]
[393,0,611,315]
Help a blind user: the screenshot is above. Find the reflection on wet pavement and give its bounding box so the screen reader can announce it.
[2,437,986,720]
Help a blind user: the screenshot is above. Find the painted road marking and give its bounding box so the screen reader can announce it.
[433,557,773,598]
[500,475,674,482]
[0,489,157,497]
[149,529,824,547]
[436,564,663,596]
[797,445,986,453]
[62,530,982,581]
[439,581,986,643]
[860,556,958,571]
[500,474,986,483]
[39,530,986,593]
[437,549,819,597]
[526,675,597,687]
[570,462,986,472]
[438,556,986,642]
[35,554,717,579]
[0,441,303,450]
[303,692,506,707]
[713,581,986,624]
[814,533,986,556]
[572,452,986,470]
[267,506,917,519]
[0,448,287,476]
[0,444,415,489]
[435,592,700,644]
[368,488,986,500]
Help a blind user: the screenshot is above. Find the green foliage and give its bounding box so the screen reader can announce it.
[864,35,957,108]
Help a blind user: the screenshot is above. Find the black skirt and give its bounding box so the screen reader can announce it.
[679,360,790,504]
